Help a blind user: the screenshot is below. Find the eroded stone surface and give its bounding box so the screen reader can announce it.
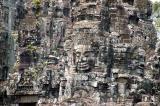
[0,0,159,106]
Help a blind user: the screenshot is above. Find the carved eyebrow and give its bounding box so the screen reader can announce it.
[75,52,81,56]
[83,52,90,56]
[84,51,91,54]
[76,51,81,54]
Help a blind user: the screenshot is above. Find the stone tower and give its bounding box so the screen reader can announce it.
[2,0,160,106]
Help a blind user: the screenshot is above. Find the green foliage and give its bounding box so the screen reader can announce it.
[155,18,160,26]
[153,1,160,13]
[27,44,37,52]
[155,18,160,32]
[153,2,160,33]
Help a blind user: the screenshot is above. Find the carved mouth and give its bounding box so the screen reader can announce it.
[77,62,90,71]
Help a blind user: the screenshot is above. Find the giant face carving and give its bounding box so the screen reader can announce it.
[99,46,108,63]
[74,45,96,72]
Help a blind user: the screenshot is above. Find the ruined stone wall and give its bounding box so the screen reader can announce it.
[1,0,160,106]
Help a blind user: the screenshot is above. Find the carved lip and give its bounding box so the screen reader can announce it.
[77,62,89,67]
[77,67,90,71]
[77,62,90,71]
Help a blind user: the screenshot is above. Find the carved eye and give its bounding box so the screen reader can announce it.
[84,52,90,57]
[154,64,159,69]
[76,52,81,57]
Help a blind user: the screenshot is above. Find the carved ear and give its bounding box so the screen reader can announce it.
[157,48,160,55]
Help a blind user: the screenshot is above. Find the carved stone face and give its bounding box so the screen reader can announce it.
[99,46,108,63]
[130,48,145,76]
[74,45,96,72]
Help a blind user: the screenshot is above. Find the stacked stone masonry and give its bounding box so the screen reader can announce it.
[0,0,159,106]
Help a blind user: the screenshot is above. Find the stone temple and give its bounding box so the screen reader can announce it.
[0,0,159,106]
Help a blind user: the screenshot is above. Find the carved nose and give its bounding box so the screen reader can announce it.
[79,56,87,62]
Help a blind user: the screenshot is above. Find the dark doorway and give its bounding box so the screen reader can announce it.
[19,103,36,106]
[123,0,134,5]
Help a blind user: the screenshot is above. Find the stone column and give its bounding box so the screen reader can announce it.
[64,78,73,98]
[58,79,66,101]
[118,83,126,97]
[117,74,128,102]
